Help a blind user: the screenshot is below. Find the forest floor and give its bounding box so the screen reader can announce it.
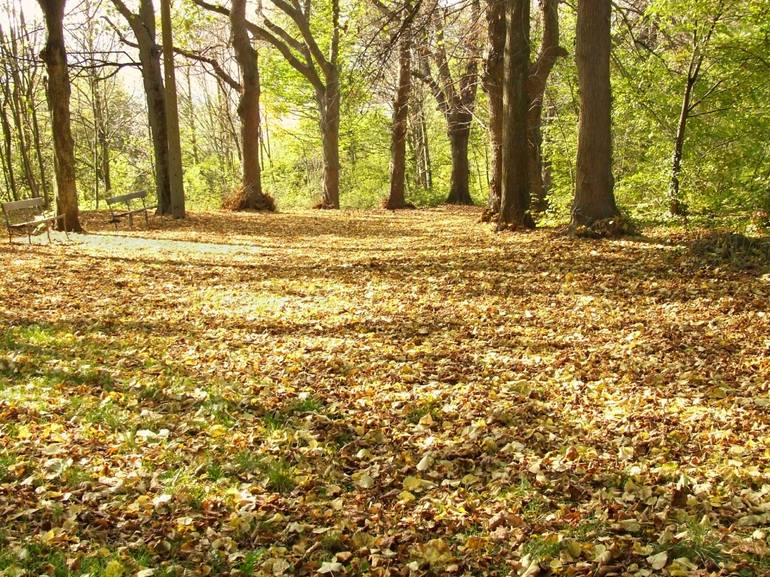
[1,208,769,577]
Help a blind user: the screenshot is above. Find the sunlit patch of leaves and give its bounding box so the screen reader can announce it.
[1,209,768,576]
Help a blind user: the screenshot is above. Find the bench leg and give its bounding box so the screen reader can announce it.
[128,212,134,229]
[144,210,149,227]
[46,224,51,243]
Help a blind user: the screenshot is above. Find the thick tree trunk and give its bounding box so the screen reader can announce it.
[385,2,413,210]
[38,0,81,232]
[230,0,273,211]
[498,0,531,229]
[483,0,505,215]
[446,119,473,204]
[317,72,341,209]
[160,0,185,218]
[668,76,695,216]
[486,0,564,218]
[572,0,619,227]
[527,0,566,214]
[143,57,172,214]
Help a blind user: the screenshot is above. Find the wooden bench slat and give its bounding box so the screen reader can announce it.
[2,197,46,212]
[105,191,152,230]
[106,191,148,205]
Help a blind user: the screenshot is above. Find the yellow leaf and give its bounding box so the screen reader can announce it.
[398,491,416,503]
[402,476,424,492]
[104,560,124,577]
[647,551,668,570]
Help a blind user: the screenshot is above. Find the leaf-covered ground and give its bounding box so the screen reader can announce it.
[1,208,769,577]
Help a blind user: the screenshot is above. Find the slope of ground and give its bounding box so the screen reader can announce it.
[1,208,769,577]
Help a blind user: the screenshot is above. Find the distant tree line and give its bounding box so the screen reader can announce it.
[1,0,767,234]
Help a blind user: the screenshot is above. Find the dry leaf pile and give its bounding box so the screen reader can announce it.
[0,208,769,577]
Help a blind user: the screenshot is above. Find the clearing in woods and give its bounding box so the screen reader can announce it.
[1,208,769,576]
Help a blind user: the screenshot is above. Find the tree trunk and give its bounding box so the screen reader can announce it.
[526,0,566,214]
[446,118,473,204]
[0,99,18,201]
[483,0,505,215]
[572,0,618,228]
[185,69,200,165]
[115,0,173,213]
[29,102,49,205]
[160,0,185,218]
[497,0,532,229]
[418,104,432,190]
[230,0,273,211]
[668,76,695,216]
[528,112,546,212]
[143,54,172,214]
[317,72,340,209]
[409,86,432,191]
[38,0,81,232]
[5,79,39,199]
[385,0,413,210]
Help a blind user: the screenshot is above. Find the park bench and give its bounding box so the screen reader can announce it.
[1,197,65,244]
[105,190,156,230]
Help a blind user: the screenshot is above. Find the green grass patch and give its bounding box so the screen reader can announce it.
[261,458,296,493]
[522,534,562,561]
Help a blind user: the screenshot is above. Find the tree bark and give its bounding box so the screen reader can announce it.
[38,0,81,232]
[485,0,565,218]
[526,0,566,213]
[316,0,342,210]
[29,100,49,205]
[572,0,619,228]
[0,97,18,201]
[113,0,172,214]
[160,0,186,218]
[317,73,341,209]
[230,0,273,211]
[446,118,473,204]
[497,0,531,229]
[528,112,546,212]
[668,76,694,216]
[409,85,432,191]
[483,0,505,214]
[385,0,413,210]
